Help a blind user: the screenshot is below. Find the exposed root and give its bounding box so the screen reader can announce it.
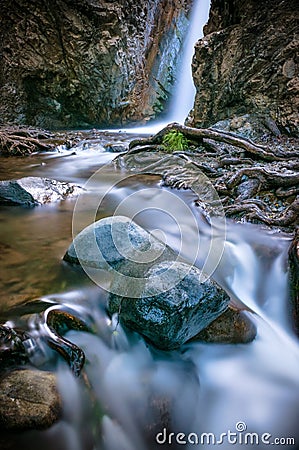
[117,122,299,230]
[225,198,299,227]
[0,126,54,156]
[129,122,291,161]
[276,186,299,197]
[227,166,299,189]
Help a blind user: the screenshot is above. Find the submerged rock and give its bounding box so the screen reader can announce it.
[190,307,257,344]
[0,177,83,206]
[108,261,230,350]
[0,369,62,430]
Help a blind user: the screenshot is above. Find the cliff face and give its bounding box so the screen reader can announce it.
[190,0,299,135]
[0,0,191,128]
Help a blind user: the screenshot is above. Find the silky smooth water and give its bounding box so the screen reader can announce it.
[0,137,298,450]
[1,0,298,447]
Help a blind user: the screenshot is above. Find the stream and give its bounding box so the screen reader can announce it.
[0,135,298,450]
[1,0,299,447]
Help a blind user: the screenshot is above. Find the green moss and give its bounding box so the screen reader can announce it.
[162,130,188,152]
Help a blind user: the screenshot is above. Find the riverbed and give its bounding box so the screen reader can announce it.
[0,132,298,450]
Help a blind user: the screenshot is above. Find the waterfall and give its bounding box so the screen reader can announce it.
[121,0,210,134]
[167,0,210,124]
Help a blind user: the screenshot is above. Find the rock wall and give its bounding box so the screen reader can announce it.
[0,0,192,129]
[190,0,299,135]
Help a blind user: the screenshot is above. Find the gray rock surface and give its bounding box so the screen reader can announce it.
[65,216,253,349]
[0,369,62,430]
[63,215,176,274]
[0,0,192,128]
[190,0,299,136]
[109,261,230,350]
[0,177,83,206]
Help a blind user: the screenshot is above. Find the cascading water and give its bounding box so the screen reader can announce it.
[1,154,299,449]
[121,0,210,134]
[0,1,298,450]
[167,0,210,124]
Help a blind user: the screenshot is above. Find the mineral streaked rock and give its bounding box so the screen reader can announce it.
[190,0,299,136]
[0,0,192,128]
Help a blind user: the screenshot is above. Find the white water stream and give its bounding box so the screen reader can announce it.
[121,0,210,135]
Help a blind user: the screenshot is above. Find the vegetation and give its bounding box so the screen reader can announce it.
[162,130,189,152]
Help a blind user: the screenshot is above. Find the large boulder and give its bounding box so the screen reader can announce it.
[0,369,62,430]
[0,177,83,206]
[63,215,176,275]
[108,261,230,350]
[64,216,254,349]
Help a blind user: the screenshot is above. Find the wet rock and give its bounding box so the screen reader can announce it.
[0,0,192,128]
[0,369,62,430]
[0,177,83,206]
[190,0,299,136]
[103,142,128,153]
[0,325,30,370]
[63,215,176,274]
[108,261,230,350]
[190,307,257,344]
[210,114,274,140]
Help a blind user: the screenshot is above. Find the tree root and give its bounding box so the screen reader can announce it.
[116,121,299,230]
[276,186,299,197]
[129,122,290,161]
[225,198,299,227]
[0,126,54,156]
[227,166,299,189]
